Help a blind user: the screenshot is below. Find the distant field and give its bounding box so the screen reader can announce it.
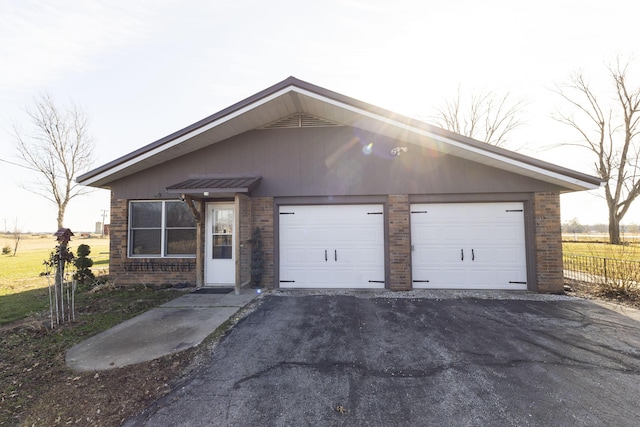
[562,233,640,243]
[0,234,109,296]
[563,241,640,261]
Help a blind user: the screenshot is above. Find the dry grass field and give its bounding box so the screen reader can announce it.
[563,241,640,260]
[0,234,109,296]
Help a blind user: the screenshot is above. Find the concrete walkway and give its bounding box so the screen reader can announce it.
[65,288,260,371]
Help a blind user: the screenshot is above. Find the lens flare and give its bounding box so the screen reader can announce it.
[362,142,373,155]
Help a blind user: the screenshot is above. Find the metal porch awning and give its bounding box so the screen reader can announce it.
[166,176,262,197]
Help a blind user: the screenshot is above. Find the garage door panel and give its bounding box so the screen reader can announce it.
[280,228,329,245]
[412,224,442,239]
[414,247,464,265]
[279,204,385,288]
[416,268,467,287]
[333,268,382,287]
[337,226,382,243]
[281,267,335,287]
[497,269,527,290]
[279,247,309,264]
[346,249,384,261]
[468,226,492,242]
[411,202,527,290]
[438,225,467,242]
[495,247,526,264]
[491,226,521,242]
[463,247,493,264]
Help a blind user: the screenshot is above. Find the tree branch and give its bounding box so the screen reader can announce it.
[10,92,96,229]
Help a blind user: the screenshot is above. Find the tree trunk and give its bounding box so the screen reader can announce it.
[53,241,67,324]
[608,206,621,244]
[57,209,65,230]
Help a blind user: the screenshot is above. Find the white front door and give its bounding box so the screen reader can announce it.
[279,204,385,288]
[411,202,527,290]
[205,203,235,285]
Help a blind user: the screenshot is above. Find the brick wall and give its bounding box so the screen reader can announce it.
[107,191,563,293]
[251,197,274,288]
[238,195,252,285]
[388,195,411,290]
[109,193,126,280]
[532,192,563,293]
[107,193,197,286]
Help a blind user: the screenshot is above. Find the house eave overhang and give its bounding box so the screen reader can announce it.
[76,77,603,192]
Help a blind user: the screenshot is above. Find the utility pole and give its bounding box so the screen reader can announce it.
[100,209,108,238]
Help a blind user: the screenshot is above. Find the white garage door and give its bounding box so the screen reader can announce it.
[411,202,527,290]
[279,205,385,288]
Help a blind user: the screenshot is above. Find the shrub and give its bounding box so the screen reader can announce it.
[594,259,640,297]
[564,243,640,298]
[74,244,95,284]
[2,245,10,255]
[251,227,264,288]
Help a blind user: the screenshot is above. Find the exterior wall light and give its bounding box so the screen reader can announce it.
[391,146,408,156]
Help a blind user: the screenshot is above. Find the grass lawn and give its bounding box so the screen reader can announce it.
[0,283,191,426]
[0,235,110,325]
[563,241,640,260]
[0,234,195,426]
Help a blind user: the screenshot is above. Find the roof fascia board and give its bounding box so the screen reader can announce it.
[289,86,601,191]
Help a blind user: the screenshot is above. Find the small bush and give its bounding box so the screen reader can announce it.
[594,261,640,297]
[74,244,95,285]
[2,245,10,255]
[250,227,264,288]
[565,243,640,298]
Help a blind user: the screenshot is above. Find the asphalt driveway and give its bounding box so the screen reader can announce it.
[125,293,640,426]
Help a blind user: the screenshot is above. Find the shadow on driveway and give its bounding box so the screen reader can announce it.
[125,294,640,426]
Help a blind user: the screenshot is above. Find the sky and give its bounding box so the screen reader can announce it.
[1,0,639,233]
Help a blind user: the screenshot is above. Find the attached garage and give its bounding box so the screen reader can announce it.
[411,202,528,290]
[279,204,386,288]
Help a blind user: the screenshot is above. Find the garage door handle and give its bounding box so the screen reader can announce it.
[472,249,475,261]
[335,249,337,261]
[461,249,464,261]
[325,250,327,261]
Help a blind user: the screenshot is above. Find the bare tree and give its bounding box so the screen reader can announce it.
[11,93,95,230]
[11,219,22,257]
[432,86,526,147]
[553,59,640,244]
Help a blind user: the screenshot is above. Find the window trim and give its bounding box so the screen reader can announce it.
[128,200,197,258]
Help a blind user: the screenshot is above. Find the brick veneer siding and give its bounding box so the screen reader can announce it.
[109,193,126,281]
[388,195,411,290]
[107,191,563,293]
[251,197,274,288]
[238,195,252,285]
[532,192,564,293]
[108,193,197,286]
